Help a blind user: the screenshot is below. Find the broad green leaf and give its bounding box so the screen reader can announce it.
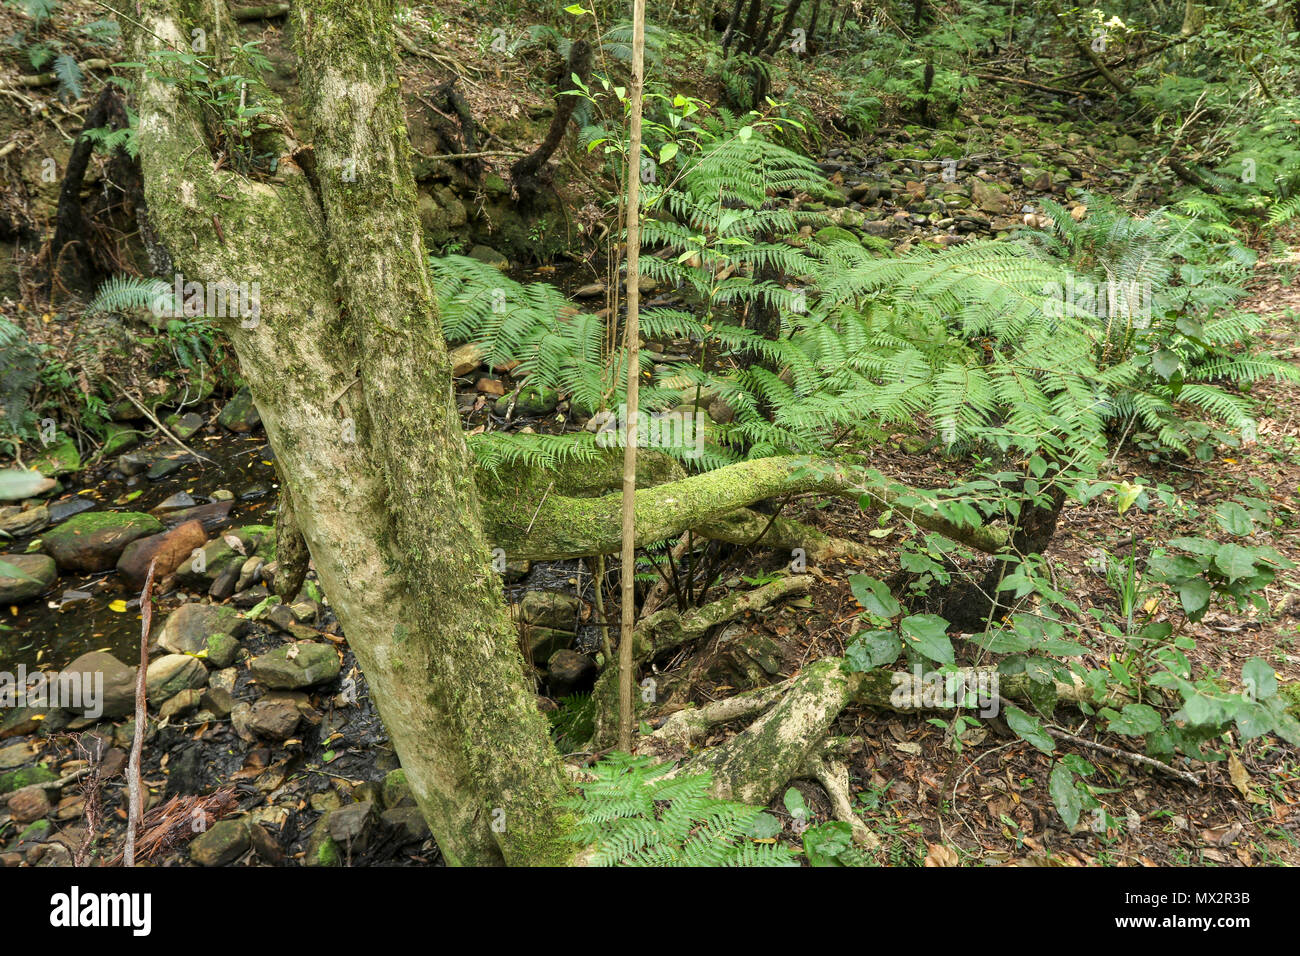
[1049,762,1083,829]
[1106,703,1162,736]
[1241,658,1277,701]
[848,574,900,619]
[1005,705,1054,754]
[845,630,902,672]
[1214,543,1257,582]
[899,614,954,665]
[1178,578,1211,618]
[1214,501,1254,536]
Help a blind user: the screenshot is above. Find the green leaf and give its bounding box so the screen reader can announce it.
[1005,705,1054,754]
[1241,658,1277,701]
[659,142,679,164]
[899,614,954,665]
[1106,703,1162,736]
[747,811,782,840]
[1214,543,1258,582]
[848,574,900,619]
[1151,348,1180,380]
[845,630,902,672]
[1049,762,1083,829]
[1178,578,1211,619]
[1214,501,1254,536]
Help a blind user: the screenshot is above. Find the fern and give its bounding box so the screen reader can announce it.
[566,753,796,867]
[52,52,81,101]
[86,274,171,315]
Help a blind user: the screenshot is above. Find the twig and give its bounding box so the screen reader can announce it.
[102,373,216,464]
[1039,717,1202,786]
[124,557,157,867]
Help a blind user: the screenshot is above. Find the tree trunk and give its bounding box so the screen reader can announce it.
[129,0,576,866]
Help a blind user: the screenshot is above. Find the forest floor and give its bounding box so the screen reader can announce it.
[0,2,1297,867]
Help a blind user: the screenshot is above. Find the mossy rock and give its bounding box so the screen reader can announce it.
[41,510,163,573]
[0,762,58,795]
[31,435,80,478]
[813,225,860,247]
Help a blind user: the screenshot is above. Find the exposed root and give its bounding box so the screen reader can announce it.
[805,749,880,850]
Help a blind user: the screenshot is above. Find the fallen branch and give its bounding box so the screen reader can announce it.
[11,59,111,89]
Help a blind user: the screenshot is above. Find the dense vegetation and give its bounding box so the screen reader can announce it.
[0,0,1298,870]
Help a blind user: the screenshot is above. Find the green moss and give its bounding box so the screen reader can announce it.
[0,762,58,795]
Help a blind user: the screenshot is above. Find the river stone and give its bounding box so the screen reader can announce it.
[41,511,163,573]
[0,741,36,770]
[249,642,340,689]
[62,651,136,719]
[381,807,431,844]
[7,786,51,824]
[0,553,56,603]
[468,244,508,270]
[31,435,80,477]
[203,633,240,669]
[159,688,202,719]
[171,412,205,440]
[327,800,376,849]
[145,654,208,704]
[546,649,597,696]
[245,695,301,739]
[0,763,58,795]
[525,626,573,663]
[305,818,341,867]
[189,819,250,866]
[971,179,1015,215]
[217,386,261,433]
[117,519,208,587]
[156,602,247,656]
[0,505,49,537]
[519,590,582,630]
[161,499,233,532]
[381,768,415,809]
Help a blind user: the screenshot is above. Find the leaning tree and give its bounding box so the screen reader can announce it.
[126,0,1009,864]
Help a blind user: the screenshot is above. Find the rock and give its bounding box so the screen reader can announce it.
[305,818,341,867]
[381,768,415,809]
[62,651,136,719]
[494,384,558,417]
[971,179,1015,215]
[217,386,261,433]
[229,702,256,743]
[152,491,197,513]
[468,245,508,270]
[156,603,247,656]
[547,649,597,696]
[524,626,573,663]
[0,505,49,537]
[161,499,233,532]
[117,520,208,587]
[0,741,36,770]
[449,342,485,377]
[248,822,284,864]
[0,553,56,603]
[7,786,51,824]
[41,511,163,573]
[245,694,301,739]
[199,685,234,718]
[1022,167,1052,191]
[0,763,57,795]
[189,819,250,866]
[145,654,208,705]
[31,435,80,477]
[326,800,376,850]
[146,458,184,481]
[573,282,606,299]
[203,633,240,669]
[812,225,860,246]
[706,396,736,425]
[381,807,431,844]
[167,412,204,440]
[249,642,340,689]
[159,688,202,719]
[519,590,582,630]
[1114,134,1141,155]
[102,423,140,456]
[115,453,151,477]
[475,377,505,396]
[164,745,204,797]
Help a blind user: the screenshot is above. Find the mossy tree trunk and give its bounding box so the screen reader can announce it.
[130,0,576,866]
